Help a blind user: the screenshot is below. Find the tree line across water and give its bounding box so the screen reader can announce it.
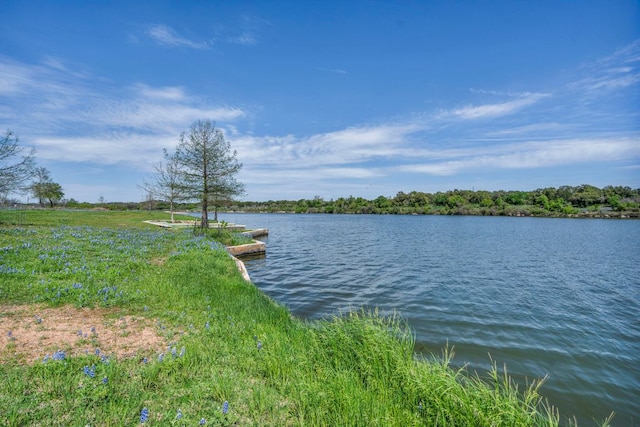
[226,185,639,217]
[58,184,638,219]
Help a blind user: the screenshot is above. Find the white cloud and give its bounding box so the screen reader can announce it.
[227,32,257,45]
[398,138,640,176]
[146,24,210,49]
[569,39,640,93]
[0,57,246,167]
[449,92,551,120]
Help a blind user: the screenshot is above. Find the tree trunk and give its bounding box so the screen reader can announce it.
[201,196,209,229]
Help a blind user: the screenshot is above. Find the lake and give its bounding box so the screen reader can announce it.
[217,213,639,425]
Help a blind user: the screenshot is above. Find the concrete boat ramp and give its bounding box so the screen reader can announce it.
[143,220,268,257]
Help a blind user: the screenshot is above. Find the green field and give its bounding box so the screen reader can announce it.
[0,210,605,426]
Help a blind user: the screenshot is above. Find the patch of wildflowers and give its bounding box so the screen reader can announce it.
[199,418,206,425]
[52,349,65,360]
[222,401,229,415]
[102,377,108,384]
[140,407,149,423]
[176,409,183,420]
[83,365,96,378]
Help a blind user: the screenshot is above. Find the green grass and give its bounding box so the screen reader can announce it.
[0,210,609,426]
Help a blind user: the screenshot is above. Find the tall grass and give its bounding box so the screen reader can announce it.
[0,210,604,426]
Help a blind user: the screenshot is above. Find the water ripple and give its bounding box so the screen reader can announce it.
[228,214,640,425]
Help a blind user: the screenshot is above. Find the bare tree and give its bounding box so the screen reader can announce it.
[140,149,185,222]
[175,120,244,228]
[0,130,36,197]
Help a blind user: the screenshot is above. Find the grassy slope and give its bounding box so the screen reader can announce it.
[0,210,597,426]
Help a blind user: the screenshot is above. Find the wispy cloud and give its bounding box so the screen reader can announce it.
[227,32,257,45]
[0,56,245,168]
[146,24,211,49]
[569,39,640,93]
[397,138,640,176]
[448,92,551,120]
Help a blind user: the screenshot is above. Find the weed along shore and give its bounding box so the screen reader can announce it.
[0,210,605,426]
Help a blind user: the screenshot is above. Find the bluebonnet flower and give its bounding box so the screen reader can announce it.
[142,357,148,364]
[72,283,83,289]
[205,321,210,330]
[95,348,101,355]
[91,326,96,334]
[34,315,43,324]
[222,401,229,415]
[176,409,183,420]
[171,346,177,358]
[101,355,109,364]
[158,353,164,362]
[7,331,13,339]
[102,377,108,384]
[257,341,263,350]
[83,365,96,378]
[199,418,206,425]
[52,350,65,360]
[77,330,83,337]
[140,407,149,423]
[43,354,50,363]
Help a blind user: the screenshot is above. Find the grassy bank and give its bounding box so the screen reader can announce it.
[0,210,604,426]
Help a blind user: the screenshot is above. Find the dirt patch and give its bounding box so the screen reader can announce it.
[0,304,168,365]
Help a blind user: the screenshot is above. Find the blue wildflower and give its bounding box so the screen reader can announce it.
[101,355,109,364]
[95,348,101,355]
[83,365,96,377]
[222,401,229,415]
[140,407,149,423]
[205,321,210,330]
[171,346,177,358]
[176,409,183,420]
[102,377,108,384]
[43,354,50,363]
[52,350,65,361]
[257,340,263,350]
[199,418,206,425]
[158,353,164,362]
[142,357,148,364]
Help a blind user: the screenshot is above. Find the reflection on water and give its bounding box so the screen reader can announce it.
[222,213,640,426]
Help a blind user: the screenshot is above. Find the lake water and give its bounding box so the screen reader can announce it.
[217,213,639,425]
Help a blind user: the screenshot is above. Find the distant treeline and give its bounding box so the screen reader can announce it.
[19,184,639,218]
[227,184,640,218]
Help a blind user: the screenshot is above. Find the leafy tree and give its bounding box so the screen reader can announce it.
[30,167,64,207]
[175,120,244,228]
[0,130,36,198]
[140,149,185,222]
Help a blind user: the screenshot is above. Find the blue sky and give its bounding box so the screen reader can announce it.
[1,1,639,202]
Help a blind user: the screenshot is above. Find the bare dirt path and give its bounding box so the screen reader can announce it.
[0,304,167,364]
